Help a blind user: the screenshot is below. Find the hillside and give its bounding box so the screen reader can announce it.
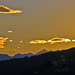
[0,48,75,75]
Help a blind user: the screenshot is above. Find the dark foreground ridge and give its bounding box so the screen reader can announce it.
[0,47,75,75]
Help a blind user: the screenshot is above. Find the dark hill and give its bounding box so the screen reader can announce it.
[0,47,75,75]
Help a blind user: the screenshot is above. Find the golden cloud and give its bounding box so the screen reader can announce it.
[9,40,13,42]
[0,5,22,14]
[20,41,23,43]
[29,37,72,44]
[30,40,47,44]
[72,40,75,42]
[8,30,13,33]
[0,37,8,48]
[49,37,71,44]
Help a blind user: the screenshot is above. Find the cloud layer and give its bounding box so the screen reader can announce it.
[0,37,8,48]
[0,5,22,14]
[29,37,74,44]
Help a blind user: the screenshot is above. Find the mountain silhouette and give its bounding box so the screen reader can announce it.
[12,53,24,58]
[0,49,48,61]
[0,54,11,61]
[13,53,34,58]
[0,47,75,75]
[36,49,48,55]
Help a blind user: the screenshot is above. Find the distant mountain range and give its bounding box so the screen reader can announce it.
[0,54,11,61]
[0,49,48,61]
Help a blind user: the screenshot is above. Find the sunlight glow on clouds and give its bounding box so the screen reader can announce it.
[0,37,8,48]
[8,30,13,33]
[0,5,22,14]
[72,40,75,42]
[49,37,71,44]
[9,40,12,42]
[30,40,47,44]
[29,37,72,44]
[20,41,23,43]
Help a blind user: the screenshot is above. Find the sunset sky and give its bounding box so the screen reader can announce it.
[0,0,75,56]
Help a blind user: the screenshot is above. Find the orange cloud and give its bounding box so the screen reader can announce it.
[9,40,13,42]
[72,40,75,42]
[48,37,71,44]
[29,37,71,44]
[8,30,13,33]
[30,40,47,44]
[0,5,22,14]
[0,37,8,48]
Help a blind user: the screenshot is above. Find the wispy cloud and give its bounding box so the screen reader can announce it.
[29,37,72,44]
[8,30,13,33]
[0,5,22,14]
[30,40,47,44]
[72,40,75,42]
[48,37,71,44]
[0,37,8,48]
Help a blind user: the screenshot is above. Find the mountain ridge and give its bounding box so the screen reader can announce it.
[0,47,74,61]
[0,47,75,74]
[0,49,48,61]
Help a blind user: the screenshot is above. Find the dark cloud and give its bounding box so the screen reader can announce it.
[0,5,22,14]
[0,6,10,12]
